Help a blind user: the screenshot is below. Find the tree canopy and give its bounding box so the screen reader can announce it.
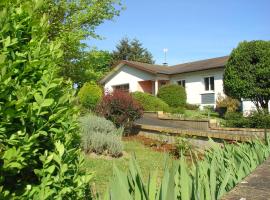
[223,40,270,113]
[71,50,112,87]
[40,0,123,82]
[112,37,155,65]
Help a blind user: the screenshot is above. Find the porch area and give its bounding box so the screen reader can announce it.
[137,79,169,95]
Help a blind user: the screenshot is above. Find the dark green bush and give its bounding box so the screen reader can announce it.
[224,112,270,128]
[78,82,102,110]
[185,103,199,110]
[248,112,270,128]
[157,84,186,107]
[224,112,250,128]
[132,92,170,112]
[0,1,90,198]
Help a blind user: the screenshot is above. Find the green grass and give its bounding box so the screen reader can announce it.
[183,109,218,119]
[84,140,173,194]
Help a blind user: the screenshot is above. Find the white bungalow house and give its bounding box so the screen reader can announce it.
[100,56,256,113]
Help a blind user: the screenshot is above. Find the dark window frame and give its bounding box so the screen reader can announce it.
[204,76,214,91]
[113,84,130,93]
[177,80,186,88]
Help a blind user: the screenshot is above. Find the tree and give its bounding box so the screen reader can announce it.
[0,0,91,198]
[223,40,270,113]
[74,50,113,87]
[39,0,123,81]
[112,37,155,65]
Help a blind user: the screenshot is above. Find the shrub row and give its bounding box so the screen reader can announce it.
[224,112,270,128]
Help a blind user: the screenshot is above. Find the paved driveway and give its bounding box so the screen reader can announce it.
[135,113,202,130]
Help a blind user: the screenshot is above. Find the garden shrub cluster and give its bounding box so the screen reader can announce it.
[225,112,270,128]
[106,139,270,200]
[216,94,240,117]
[96,90,143,130]
[157,84,187,107]
[132,91,170,112]
[0,1,90,199]
[78,82,102,110]
[80,114,123,157]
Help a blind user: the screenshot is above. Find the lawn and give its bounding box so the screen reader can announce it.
[84,140,173,194]
[184,109,219,119]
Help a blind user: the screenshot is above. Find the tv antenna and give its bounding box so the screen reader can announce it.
[163,48,168,65]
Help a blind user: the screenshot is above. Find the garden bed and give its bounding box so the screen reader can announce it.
[84,140,174,194]
[123,135,176,154]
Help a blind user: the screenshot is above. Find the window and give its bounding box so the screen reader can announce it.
[113,84,129,92]
[159,80,168,87]
[201,93,215,104]
[177,80,186,88]
[204,76,214,91]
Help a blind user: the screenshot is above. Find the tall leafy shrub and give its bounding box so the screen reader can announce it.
[80,114,123,157]
[96,90,143,129]
[223,40,270,113]
[0,1,91,199]
[78,82,102,110]
[157,84,186,107]
[132,92,170,112]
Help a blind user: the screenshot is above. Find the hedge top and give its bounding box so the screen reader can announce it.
[157,84,187,107]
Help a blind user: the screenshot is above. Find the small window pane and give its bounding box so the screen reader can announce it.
[204,77,209,91]
[177,80,185,88]
[114,84,129,92]
[210,77,214,90]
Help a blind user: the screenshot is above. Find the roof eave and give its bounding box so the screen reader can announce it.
[170,65,226,75]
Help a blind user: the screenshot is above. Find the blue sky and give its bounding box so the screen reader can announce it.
[87,0,270,65]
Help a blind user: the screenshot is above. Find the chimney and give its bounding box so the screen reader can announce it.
[162,62,168,66]
[163,48,168,66]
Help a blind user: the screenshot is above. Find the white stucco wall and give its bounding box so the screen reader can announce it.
[103,65,266,113]
[104,65,155,93]
[170,68,225,108]
[242,101,257,116]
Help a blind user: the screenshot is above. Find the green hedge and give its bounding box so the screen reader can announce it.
[157,84,186,107]
[225,112,270,128]
[132,92,170,112]
[78,82,102,110]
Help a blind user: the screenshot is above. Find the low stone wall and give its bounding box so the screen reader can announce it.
[156,111,266,136]
[133,124,266,143]
[157,111,217,130]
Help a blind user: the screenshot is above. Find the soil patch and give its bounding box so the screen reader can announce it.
[87,151,130,160]
[123,135,178,158]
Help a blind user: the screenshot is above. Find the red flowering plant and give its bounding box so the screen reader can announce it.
[96,90,143,132]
